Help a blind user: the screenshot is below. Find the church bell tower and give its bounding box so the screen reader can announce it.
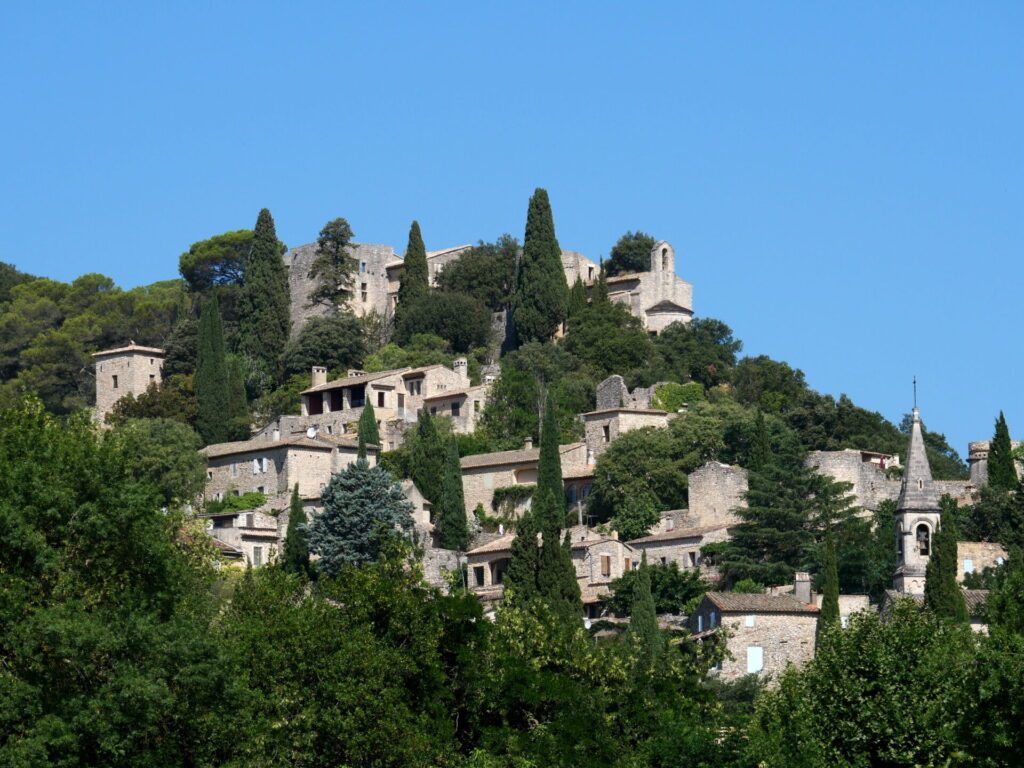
[893,407,942,594]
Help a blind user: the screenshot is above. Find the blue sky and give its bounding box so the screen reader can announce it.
[1,3,1021,457]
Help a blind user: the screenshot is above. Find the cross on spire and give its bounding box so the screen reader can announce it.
[913,376,917,408]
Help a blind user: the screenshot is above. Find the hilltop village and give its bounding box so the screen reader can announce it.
[87,194,1018,685]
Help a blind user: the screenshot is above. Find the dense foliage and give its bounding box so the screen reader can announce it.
[605,230,656,276]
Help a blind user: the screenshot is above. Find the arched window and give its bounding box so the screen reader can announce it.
[916,524,931,556]
[661,247,670,271]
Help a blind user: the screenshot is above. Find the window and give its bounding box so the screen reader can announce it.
[252,459,260,475]
[916,524,931,556]
[688,551,697,568]
[207,470,213,480]
[710,610,718,628]
[697,615,703,632]
[377,391,385,407]
[602,425,610,443]
[361,282,368,302]
[326,424,333,435]
[745,614,755,628]
[112,375,118,389]
[918,479,924,490]
[841,616,849,628]
[997,556,1006,566]
[252,546,263,567]
[660,556,667,565]
[964,558,974,575]
[262,457,268,472]
[245,513,254,528]
[588,266,594,280]
[233,489,241,497]
[408,379,423,396]
[473,566,485,587]
[257,486,265,495]
[360,261,366,273]
[600,555,611,577]
[149,374,155,383]
[474,400,481,413]
[451,401,461,417]
[230,462,238,478]
[430,407,437,415]
[747,646,764,674]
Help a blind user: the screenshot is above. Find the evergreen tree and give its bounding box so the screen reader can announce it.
[225,354,250,440]
[281,484,310,575]
[819,535,840,628]
[307,217,357,310]
[628,552,663,664]
[357,400,380,459]
[592,258,610,305]
[396,220,429,313]
[567,276,587,318]
[408,408,445,504]
[307,458,414,575]
[504,500,541,604]
[988,411,1017,491]
[512,188,569,343]
[749,409,772,473]
[435,439,470,550]
[238,208,290,373]
[536,390,564,530]
[924,503,968,623]
[194,295,231,445]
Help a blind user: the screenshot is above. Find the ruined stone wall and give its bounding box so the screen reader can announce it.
[687,462,748,527]
[583,410,669,458]
[806,450,899,512]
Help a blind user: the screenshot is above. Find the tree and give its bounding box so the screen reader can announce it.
[567,275,587,318]
[237,208,290,374]
[108,417,207,506]
[988,411,1018,491]
[924,502,968,623]
[194,295,231,445]
[819,535,840,628]
[561,297,656,379]
[536,391,563,529]
[396,220,429,311]
[408,409,445,504]
[603,561,708,615]
[749,409,772,472]
[179,229,250,292]
[435,440,470,550]
[435,236,518,311]
[281,312,366,377]
[308,459,414,574]
[225,353,250,440]
[307,217,357,310]
[479,358,541,451]
[358,399,379,458]
[106,377,197,427]
[606,231,656,277]
[652,318,742,388]
[512,188,568,343]
[627,553,663,666]
[162,317,198,377]
[282,484,310,575]
[394,291,492,353]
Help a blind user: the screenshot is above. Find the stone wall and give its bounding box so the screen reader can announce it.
[94,350,164,423]
[582,409,670,458]
[957,541,1008,582]
[967,439,1023,486]
[806,449,900,512]
[206,445,290,501]
[696,608,818,682]
[687,462,748,527]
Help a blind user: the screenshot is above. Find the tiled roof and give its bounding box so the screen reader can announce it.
[92,343,165,357]
[562,463,596,479]
[422,385,488,401]
[301,368,407,395]
[460,442,585,470]
[401,365,445,378]
[628,523,731,545]
[466,533,516,555]
[200,434,360,458]
[704,592,819,614]
[210,538,243,557]
[883,589,990,617]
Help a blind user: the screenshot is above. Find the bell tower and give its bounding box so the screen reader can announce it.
[893,407,942,594]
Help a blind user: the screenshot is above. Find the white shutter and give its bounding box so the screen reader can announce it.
[747,646,764,674]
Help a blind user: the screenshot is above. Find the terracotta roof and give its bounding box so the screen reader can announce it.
[210,538,243,557]
[401,365,445,378]
[466,533,516,555]
[460,442,585,470]
[883,589,990,617]
[704,592,819,614]
[301,368,407,395]
[200,434,360,458]
[92,343,165,358]
[582,407,669,418]
[422,385,488,402]
[628,523,731,545]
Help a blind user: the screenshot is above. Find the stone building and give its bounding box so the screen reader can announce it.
[690,574,820,682]
[200,432,370,502]
[421,383,490,433]
[92,343,165,424]
[205,507,282,567]
[687,461,748,527]
[880,589,993,634]
[893,408,942,595]
[627,523,731,573]
[805,449,900,512]
[957,541,1008,582]
[967,438,1023,486]
[581,407,670,459]
[602,241,693,334]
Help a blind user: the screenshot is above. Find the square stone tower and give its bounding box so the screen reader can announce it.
[93,344,165,425]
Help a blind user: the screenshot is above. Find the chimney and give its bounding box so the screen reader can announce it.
[794,572,812,604]
[453,357,469,385]
[523,437,533,450]
[311,366,328,388]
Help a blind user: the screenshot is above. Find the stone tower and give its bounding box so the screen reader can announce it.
[893,407,941,594]
[93,343,165,425]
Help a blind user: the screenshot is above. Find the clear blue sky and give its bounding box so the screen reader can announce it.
[1,3,1021,458]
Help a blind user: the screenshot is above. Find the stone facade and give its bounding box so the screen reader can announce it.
[806,449,901,512]
[206,507,283,567]
[602,241,693,334]
[92,344,165,424]
[967,439,1023,486]
[421,383,490,434]
[581,407,670,459]
[687,461,748,527]
[893,408,941,595]
[957,541,1008,582]
[627,523,731,573]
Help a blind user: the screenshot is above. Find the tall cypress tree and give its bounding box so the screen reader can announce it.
[505,501,541,605]
[819,535,840,628]
[924,508,968,623]
[357,400,380,459]
[396,220,429,313]
[225,354,250,440]
[628,552,663,665]
[282,485,310,575]
[591,259,610,306]
[536,390,564,530]
[435,439,470,550]
[512,188,568,343]
[988,411,1017,491]
[567,276,587,318]
[749,410,772,473]
[195,295,231,445]
[238,208,290,374]
[409,409,444,504]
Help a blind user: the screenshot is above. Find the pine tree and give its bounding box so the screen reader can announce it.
[567,276,587,318]
[924,507,968,623]
[435,439,469,550]
[307,217,357,310]
[749,409,772,473]
[409,408,445,504]
[238,208,290,374]
[194,295,231,445]
[988,411,1017,491]
[282,485,310,575]
[396,220,429,313]
[357,400,380,459]
[307,458,414,575]
[512,188,569,343]
[819,535,840,628]
[628,551,663,664]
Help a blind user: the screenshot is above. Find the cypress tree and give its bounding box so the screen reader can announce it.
[357,400,380,459]
[396,220,429,312]
[238,208,290,374]
[924,508,968,623]
[194,295,231,445]
[536,390,564,530]
[988,411,1017,491]
[567,276,587,318]
[409,409,444,504]
[504,502,541,605]
[749,409,772,473]
[225,354,250,440]
[282,485,310,575]
[512,188,569,343]
[819,535,840,628]
[628,551,663,664]
[592,259,610,306]
[435,439,470,550]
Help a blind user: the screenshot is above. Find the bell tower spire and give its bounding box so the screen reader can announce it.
[893,406,942,594]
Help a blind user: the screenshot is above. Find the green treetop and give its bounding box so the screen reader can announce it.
[194,295,231,445]
[512,188,568,343]
[749,409,772,473]
[567,275,587,318]
[238,208,290,374]
[536,390,564,530]
[819,534,840,628]
[408,408,445,504]
[924,501,968,623]
[396,220,429,310]
[435,439,470,550]
[606,231,656,277]
[358,399,380,459]
[282,484,310,575]
[988,411,1018,491]
[307,217,357,310]
[628,552,663,666]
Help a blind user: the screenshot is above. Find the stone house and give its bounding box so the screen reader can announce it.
[421,383,490,433]
[881,589,993,633]
[205,507,282,568]
[581,407,671,459]
[627,523,731,573]
[92,343,165,424]
[957,541,1008,582]
[459,441,592,518]
[601,241,693,334]
[200,432,370,502]
[690,576,820,682]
